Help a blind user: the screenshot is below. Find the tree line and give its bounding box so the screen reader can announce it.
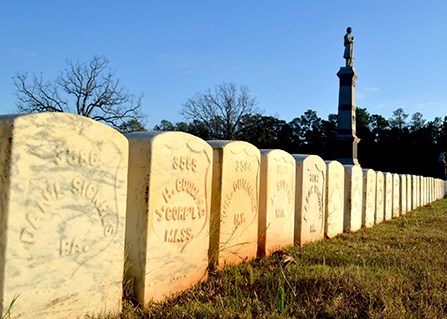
[155,88,447,179]
[13,57,447,179]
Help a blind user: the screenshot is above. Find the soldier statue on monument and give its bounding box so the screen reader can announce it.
[335,26,359,165]
[343,27,354,67]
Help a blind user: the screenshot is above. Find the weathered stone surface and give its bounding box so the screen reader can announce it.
[421,177,425,206]
[417,176,421,207]
[208,140,260,267]
[375,171,385,224]
[0,113,128,319]
[392,174,400,218]
[400,175,407,215]
[424,178,428,204]
[406,174,412,211]
[126,131,211,303]
[294,155,326,246]
[432,178,436,202]
[258,150,295,256]
[344,165,363,232]
[362,169,376,228]
[384,172,393,220]
[441,179,446,199]
[440,179,444,199]
[412,176,418,209]
[325,160,345,238]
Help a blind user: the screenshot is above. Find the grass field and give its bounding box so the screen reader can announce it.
[106,199,447,319]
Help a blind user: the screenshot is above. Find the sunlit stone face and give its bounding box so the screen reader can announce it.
[375,171,385,224]
[325,160,344,238]
[208,140,260,268]
[363,169,376,228]
[344,165,363,232]
[294,155,326,246]
[258,149,295,256]
[126,131,212,303]
[0,113,128,319]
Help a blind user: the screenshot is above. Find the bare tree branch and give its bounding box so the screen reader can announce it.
[13,55,145,130]
[181,82,258,139]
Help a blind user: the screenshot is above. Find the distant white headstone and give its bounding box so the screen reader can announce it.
[362,169,376,227]
[375,171,385,224]
[384,172,393,220]
[294,155,326,246]
[344,165,363,232]
[258,149,295,256]
[412,176,418,209]
[325,160,345,238]
[392,174,400,218]
[400,175,407,215]
[406,174,412,211]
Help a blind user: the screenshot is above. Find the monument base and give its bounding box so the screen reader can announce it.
[335,134,360,166]
[335,63,360,166]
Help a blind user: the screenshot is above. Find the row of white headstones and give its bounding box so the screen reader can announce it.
[0,113,445,318]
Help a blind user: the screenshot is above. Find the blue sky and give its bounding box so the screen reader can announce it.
[1,1,447,128]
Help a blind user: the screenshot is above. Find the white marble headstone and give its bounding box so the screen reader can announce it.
[400,175,407,215]
[362,169,376,228]
[294,155,326,246]
[375,171,385,224]
[344,165,363,232]
[0,113,128,319]
[392,174,400,218]
[208,140,260,267]
[417,176,421,207]
[413,176,418,208]
[126,131,212,303]
[384,172,393,220]
[406,174,412,211]
[325,160,345,238]
[258,149,295,256]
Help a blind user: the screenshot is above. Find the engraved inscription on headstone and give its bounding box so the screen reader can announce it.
[294,155,326,246]
[362,169,376,228]
[344,165,363,232]
[375,171,385,224]
[0,113,128,319]
[325,161,345,238]
[258,150,295,256]
[208,141,260,268]
[126,131,212,303]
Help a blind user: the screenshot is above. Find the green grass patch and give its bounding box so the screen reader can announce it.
[105,199,447,318]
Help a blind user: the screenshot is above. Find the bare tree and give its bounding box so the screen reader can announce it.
[181,82,257,140]
[13,55,144,130]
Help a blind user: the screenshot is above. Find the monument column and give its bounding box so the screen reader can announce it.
[335,27,360,166]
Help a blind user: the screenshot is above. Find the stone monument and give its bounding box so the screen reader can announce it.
[335,27,360,166]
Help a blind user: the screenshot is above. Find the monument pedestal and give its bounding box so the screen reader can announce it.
[335,66,360,166]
